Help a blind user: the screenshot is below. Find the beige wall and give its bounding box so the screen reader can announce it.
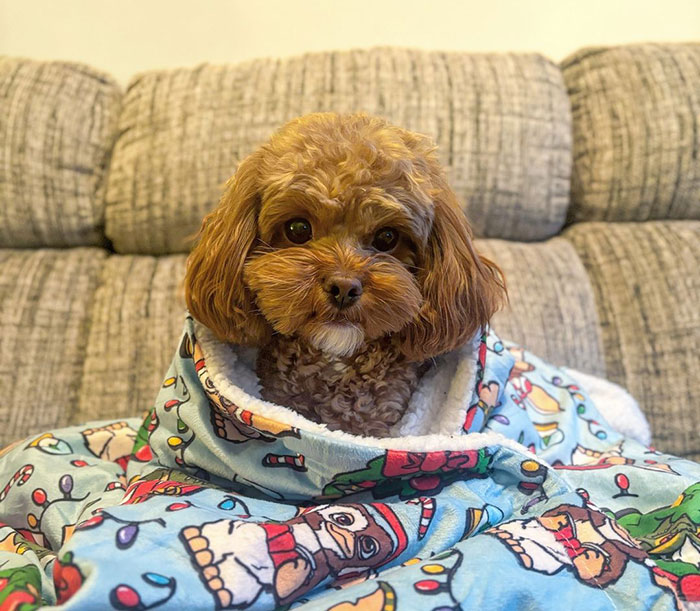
[2,0,699,86]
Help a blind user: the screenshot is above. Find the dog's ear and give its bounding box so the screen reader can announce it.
[399,170,506,361]
[184,152,270,345]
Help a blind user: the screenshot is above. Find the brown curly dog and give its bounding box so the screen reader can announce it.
[185,112,506,436]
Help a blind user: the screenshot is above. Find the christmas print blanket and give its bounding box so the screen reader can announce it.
[0,316,699,610]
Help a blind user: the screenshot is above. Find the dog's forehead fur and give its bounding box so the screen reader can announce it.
[255,113,437,245]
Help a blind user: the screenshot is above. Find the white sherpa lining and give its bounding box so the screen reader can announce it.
[194,321,539,458]
[392,335,481,437]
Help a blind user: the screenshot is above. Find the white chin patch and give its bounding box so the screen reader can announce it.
[310,323,365,357]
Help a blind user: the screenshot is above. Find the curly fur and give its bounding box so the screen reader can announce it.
[185,112,506,436]
[257,335,428,437]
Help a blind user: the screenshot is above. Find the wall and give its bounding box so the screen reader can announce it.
[1,0,699,85]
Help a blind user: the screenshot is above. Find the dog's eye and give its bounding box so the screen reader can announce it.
[284,218,312,244]
[372,227,399,252]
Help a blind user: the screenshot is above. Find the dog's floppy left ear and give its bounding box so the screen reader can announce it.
[184,152,270,345]
[399,173,506,361]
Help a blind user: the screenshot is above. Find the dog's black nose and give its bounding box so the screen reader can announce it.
[324,276,363,309]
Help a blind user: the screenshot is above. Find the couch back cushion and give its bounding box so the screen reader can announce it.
[0,58,121,247]
[72,240,604,424]
[477,237,604,377]
[563,43,700,223]
[105,48,572,254]
[0,248,107,445]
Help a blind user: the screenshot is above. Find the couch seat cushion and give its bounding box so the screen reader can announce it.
[477,237,604,376]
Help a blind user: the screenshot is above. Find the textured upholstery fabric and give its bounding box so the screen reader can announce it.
[105,48,571,254]
[565,221,700,461]
[0,248,106,445]
[476,237,604,376]
[0,58,121,247]
[563,44,700,223]
[75,255,187,423]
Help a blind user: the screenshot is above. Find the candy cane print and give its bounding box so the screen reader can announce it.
[0,465,34,502]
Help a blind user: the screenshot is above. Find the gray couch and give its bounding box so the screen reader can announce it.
[1,44,698,460]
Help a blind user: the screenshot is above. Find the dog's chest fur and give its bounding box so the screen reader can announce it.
[256,335,427,436]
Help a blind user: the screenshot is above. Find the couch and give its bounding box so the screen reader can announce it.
[1,44,698,461]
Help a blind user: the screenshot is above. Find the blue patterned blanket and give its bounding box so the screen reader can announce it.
[0,316,698,610]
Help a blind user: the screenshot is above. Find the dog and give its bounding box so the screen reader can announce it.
[184,112,506,437]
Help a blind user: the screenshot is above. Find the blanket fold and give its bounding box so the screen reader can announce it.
[0,315,698,610]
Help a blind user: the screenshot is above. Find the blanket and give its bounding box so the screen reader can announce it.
[1,316,699,610]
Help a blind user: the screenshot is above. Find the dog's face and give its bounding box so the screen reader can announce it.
[185,113,504,361]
